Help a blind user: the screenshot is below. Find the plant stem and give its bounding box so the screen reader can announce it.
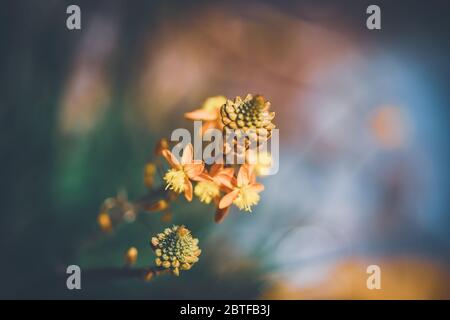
[81,266,170,282]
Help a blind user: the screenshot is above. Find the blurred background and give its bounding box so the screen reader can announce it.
[0,0,449,299]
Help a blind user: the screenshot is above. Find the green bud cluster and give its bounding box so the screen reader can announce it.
[150,225,201,276]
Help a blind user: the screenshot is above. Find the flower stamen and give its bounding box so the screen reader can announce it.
[164,169,186,193]
[233,185,260,212]
[194,181,220,204]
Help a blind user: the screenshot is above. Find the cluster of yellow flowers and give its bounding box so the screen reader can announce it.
[97,94,275,278]
[162,143,265,222]
[163,94,275,222]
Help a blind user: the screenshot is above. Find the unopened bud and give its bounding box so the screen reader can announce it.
[97,212,112,233]
[144,199,169,213]
[125,247,138,266]
[144,163,156,188]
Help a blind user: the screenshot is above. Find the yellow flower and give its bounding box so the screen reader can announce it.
[164,169,187,193]
[194,180,220,204]
[219,164,264,213]
[124,247,138,266]
[233,186,261,211]
[194,164,234,204]
[162,143,208,201]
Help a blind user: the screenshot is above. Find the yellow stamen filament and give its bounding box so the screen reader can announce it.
[194,181,220,204]
[163,169,186,193]
[233,186,260,212]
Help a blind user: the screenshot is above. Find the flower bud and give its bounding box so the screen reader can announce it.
[125,247,138,266]
[144,199,169,213]
[144,163,157,188]
[150,225,201,276]
[97,212,112,233]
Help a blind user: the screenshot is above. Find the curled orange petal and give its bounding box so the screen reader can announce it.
[161,149,181,169]
[237,164,252,187]
[184,162,205,179]
[249,165,256,184]
[181,143,194,165]
[194,172,213,182]
[219,189,239,209]
[184,109,218,121]
[217,167,234,178]
[184,179,193,202]
[209,163,223,176]
[215,207,230,223]
[213,174,234,190]
[249,182,264,193]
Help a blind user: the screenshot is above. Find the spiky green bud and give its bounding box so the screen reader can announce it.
[220,94,275,146]
[150,225,201,276]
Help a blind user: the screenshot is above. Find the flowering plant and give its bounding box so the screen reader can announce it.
[95,94,276,280]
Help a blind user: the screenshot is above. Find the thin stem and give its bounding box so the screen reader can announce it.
[82,266,170,282]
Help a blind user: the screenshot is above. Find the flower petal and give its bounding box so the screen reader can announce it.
[249,165,257,184]
[181,143,194,165]
[184,179,193,202]
[237,164,252,186]
[221,167,235,176]
[219,189,239,209]
[184,162,205,179]
[193,172,213,182]
[249,182,264,193]
[209,163,223,177]
[184,109,218,121]
[161,149,181,169]
[215,207,230,223]
[213,174,234,189]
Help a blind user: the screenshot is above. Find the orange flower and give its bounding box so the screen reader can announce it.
[162,143,207,201]
[184,96,227,135]
[194,164,234,204]
[217,164,264,221]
